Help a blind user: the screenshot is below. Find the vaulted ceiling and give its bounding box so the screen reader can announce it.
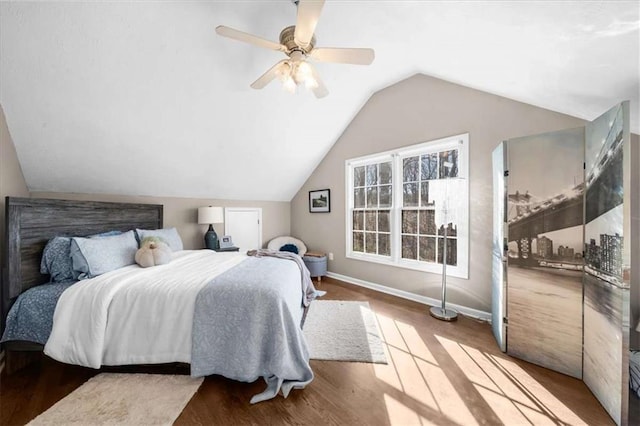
[1,1,638,201]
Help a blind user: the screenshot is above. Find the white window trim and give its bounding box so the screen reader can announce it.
[345,133,469,279]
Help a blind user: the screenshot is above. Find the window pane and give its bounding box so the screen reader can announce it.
[438,237,457,265]
[403,183,419,207]
[438,222,456,236]
[354,166,365,187]
[354,188,365,208]
[421,153,438,180]
[402,210,418,234]
[379,162,392,184]
[419,236,436,262]
[402,235,417,260]
[379,185,392,207]
[419,210,436,235]
[366,164,378,186]
[379,233,390,256]
[378,210,390,233]
[420,181,432,207]
[353,232,364,252]
[447,238,457,266]
[365,232,377,254]
[439,149,458,178]
[353,211,364,231]
[365,211,377,231]
[366,187,378,208]
[403,157,419,182]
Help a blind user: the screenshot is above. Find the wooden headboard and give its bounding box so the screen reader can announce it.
[2,197,163,334]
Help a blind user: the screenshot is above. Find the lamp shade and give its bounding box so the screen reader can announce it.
[431,177,466,227]
[198,206,224,225]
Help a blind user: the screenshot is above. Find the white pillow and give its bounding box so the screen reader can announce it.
[267,236,307,257]
[136,228,184,251]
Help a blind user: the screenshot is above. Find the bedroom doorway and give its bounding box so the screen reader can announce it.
[224,207,262,251]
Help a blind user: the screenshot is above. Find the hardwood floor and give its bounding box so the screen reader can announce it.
[1,278,615,425]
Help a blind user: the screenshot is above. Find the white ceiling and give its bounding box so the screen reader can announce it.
[1,1,638,202]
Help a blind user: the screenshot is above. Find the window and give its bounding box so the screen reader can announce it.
[352,161,392,256]
[346,134,469,278]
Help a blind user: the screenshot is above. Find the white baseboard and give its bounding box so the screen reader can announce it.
[326,271,492,322]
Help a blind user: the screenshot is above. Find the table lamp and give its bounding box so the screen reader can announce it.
[198,206,224,250]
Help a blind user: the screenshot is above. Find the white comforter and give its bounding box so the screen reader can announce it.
[44,250,246,368]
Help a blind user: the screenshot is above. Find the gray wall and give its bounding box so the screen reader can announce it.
[290,74,588,313]
[0,104,30,261]
[30,192,290,250]
[0,104,30,358]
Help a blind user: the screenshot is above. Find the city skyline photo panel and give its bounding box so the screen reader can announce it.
[583,102,630,426]
[505,126,585,379]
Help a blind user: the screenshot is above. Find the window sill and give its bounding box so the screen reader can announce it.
[346,252,468,279]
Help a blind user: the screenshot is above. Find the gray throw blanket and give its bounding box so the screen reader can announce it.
[247,249,320,307]
[191,253,321,403]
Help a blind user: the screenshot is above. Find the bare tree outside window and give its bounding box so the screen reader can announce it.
[401,150,460,266]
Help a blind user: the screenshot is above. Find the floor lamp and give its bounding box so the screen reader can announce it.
[430,163,460,322]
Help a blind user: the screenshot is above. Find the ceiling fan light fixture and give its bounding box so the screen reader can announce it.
[298,62,319,89]
[294,61,313,82]
[217,0,372,99]
[283,75,297,93]
[304,76,319,90]
[276,61,292,82]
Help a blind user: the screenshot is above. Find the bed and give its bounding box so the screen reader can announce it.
[1,197,318,403]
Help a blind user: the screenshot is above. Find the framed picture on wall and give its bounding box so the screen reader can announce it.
[309,189,331,213]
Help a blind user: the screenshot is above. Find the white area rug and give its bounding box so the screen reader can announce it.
[28,373,203,425]
[303,300,387,364]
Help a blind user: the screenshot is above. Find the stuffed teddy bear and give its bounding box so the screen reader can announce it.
[135,236,172,268]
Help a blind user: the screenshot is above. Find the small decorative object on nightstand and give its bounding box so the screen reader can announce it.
[198,206,224,250]
[303,251,327,284]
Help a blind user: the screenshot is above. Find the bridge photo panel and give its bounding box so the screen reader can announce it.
[493,101,632,426]
[505,126,585,380]
[583,102,630,426]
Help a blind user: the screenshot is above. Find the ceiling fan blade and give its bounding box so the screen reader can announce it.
[250,60,289,89]
[294,0,325,49]
[308,63,328,98]
[310,47,375,65]
[216,25,286,52]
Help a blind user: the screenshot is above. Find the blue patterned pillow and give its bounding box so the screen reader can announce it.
[40,237,75,283]
[40,231,124,282]
[279,243,299,254]
[71,230,138,279]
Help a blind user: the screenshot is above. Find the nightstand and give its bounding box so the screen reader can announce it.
[303,253,327,283]
[214,246,240,252]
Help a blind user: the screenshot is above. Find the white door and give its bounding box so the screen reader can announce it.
[224,208,262,251]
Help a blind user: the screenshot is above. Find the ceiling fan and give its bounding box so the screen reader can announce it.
[215,0,375,98]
